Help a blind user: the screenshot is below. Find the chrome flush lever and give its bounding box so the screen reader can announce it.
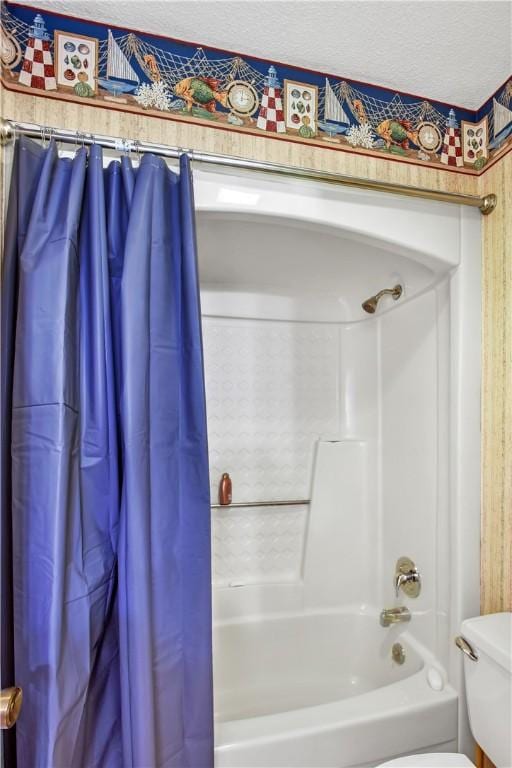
[394,557,421,598]
[455,635,478,662]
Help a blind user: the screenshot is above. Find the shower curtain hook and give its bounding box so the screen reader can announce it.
[133,139,141,162]
[40,125,47,147]
[73,132,87,153]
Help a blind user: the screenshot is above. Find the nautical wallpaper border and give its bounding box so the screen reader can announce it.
[2,2,512,175]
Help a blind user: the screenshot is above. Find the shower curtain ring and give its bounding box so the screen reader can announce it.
[74,131,84,152]
[133,139,141,161]
[40,125,48,147]
[42,126,52,146]
[74,132,86,151]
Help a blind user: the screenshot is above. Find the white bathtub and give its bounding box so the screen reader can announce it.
[214,610,458,768]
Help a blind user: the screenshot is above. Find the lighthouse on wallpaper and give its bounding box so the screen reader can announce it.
[18,13,56,91]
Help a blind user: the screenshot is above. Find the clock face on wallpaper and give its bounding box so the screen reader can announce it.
[226,80,260,117]
[416,121,443,153]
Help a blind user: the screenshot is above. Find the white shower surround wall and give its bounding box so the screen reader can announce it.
[203,318,339,586]
[194,168,481,768]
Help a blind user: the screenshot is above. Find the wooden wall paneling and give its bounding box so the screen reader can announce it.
[479,152,512,615]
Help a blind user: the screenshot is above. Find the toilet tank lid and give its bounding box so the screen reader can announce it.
[461,613,511,672]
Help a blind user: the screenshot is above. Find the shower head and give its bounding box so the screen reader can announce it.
[362,284,403,314]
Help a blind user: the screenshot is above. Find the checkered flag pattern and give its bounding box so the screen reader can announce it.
[440,126,463,167]
[256,86,286,133]
[18,36,57,91]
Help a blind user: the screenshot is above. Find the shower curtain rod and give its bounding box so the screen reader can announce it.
[0,118,497,215]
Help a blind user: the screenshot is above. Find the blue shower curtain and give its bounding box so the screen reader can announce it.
[1,137,213,768]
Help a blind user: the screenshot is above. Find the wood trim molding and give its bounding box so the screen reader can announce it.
[476,743,497,768]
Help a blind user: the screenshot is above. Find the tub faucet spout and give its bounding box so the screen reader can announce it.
[380,607,411,627]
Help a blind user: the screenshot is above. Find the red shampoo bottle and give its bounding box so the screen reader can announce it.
[218,473,232,506]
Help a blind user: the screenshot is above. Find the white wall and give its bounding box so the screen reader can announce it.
[378,284,450,662]
[204,283,450,647]
[203,312,377,618]
[203,316,340,589]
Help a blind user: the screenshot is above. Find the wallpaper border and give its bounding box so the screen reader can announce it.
[2,2,511,176]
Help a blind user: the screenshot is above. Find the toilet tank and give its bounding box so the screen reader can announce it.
[460,613,511,768]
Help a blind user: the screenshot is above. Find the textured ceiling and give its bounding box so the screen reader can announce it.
[13,0,512,109]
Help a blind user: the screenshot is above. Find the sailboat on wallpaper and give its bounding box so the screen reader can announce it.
[98,29,139,99]
[318,78,351,141]
[489,97,512,149]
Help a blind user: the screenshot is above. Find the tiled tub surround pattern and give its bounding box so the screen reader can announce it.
[202,318,340,587]
[211,505,308,587]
